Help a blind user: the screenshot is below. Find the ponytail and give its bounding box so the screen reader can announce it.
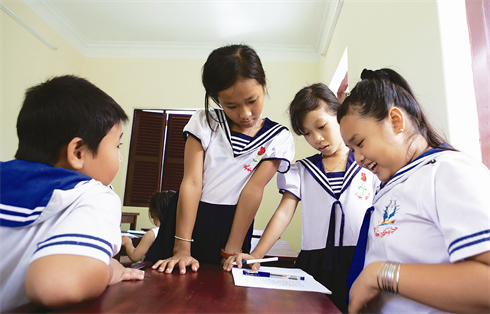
[337,68,454,151]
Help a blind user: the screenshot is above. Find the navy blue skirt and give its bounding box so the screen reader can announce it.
[295,246,356,313]
[145,191,253,265]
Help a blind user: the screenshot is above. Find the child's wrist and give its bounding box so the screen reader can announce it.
[173,246,191,256]
[173,239,191,251]
[220,248,242,259]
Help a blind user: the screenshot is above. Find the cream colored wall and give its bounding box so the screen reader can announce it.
[1,1,84,161]
[319,0,449,138]
[81,57,319,251]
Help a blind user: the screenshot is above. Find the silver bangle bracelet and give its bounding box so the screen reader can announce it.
[174,235,194,242]
[395,263,401,295]
[377,262,386,290]
[379,261,401,295]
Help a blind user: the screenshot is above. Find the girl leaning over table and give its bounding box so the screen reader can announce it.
[145,44,295,274]
[338,68,490,313]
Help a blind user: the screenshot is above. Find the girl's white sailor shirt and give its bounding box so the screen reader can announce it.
[184,108,295,205]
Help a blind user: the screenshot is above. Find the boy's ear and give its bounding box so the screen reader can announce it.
[65,137,86,170]
[389,107,406,134]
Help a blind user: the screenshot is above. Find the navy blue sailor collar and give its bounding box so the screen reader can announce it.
[214,108,288,158]
[298,150,361,200]
[0,160,92,227]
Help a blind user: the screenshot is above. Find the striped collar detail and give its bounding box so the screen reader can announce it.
[215,109,287,157]
[0,204,45,228]
[374,148,448,201]
[299,151,361,199]
[0,160,91,227]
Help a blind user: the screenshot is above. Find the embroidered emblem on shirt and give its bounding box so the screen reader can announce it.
[374,200,399,238]
[243,146,266,172]
[253,146,266,162]
[355,172,371,200]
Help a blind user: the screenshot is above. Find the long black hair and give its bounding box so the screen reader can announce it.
[337,68,453,151]
[201,44,266,129]
[148,190,176,225]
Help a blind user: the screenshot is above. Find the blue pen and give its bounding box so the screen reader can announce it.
[232,257,279,265]
[243,270,305,281]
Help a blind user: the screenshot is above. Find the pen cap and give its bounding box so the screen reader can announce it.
[242,270,270,277]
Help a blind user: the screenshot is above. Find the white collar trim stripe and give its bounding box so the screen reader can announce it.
[375,149,447,202]
[299,156,361,199]
[0,204,43,225]
[215,109,288,157]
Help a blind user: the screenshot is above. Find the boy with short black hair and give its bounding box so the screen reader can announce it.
[0,75,144,312]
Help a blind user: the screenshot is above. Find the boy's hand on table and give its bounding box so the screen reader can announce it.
[109,259,144,285]
[118,267,146,282]
[152,251,199,274]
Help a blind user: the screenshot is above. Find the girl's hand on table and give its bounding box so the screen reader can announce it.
[152,251,199,274]
[223,253,262,272]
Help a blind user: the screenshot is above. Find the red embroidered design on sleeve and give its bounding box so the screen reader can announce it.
[244,147,267,172]
[355,172,371,200]
[253,146,266,163]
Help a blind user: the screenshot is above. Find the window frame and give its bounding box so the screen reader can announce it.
[123,109,194,207]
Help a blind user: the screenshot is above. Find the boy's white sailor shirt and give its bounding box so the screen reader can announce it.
[184,108,295,205]
[0,160,122,312]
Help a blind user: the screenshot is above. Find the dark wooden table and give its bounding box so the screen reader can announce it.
[11,263,340,313]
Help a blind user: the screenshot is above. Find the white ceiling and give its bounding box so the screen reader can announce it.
[21,0,343,62]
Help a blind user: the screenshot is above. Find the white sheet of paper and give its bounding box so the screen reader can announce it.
[127,229,146,235]
[121,232,138,238]
[232,266,331,294]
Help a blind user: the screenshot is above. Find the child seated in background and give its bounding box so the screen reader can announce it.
[0,75,144,312]
[122,190,176,263]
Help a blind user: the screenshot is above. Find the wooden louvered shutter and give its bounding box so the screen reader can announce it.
[124,110,166,206]
[161,114,192,191]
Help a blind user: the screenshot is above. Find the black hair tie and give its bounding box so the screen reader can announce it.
[360,69,375,80]
[361,68,390,81]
